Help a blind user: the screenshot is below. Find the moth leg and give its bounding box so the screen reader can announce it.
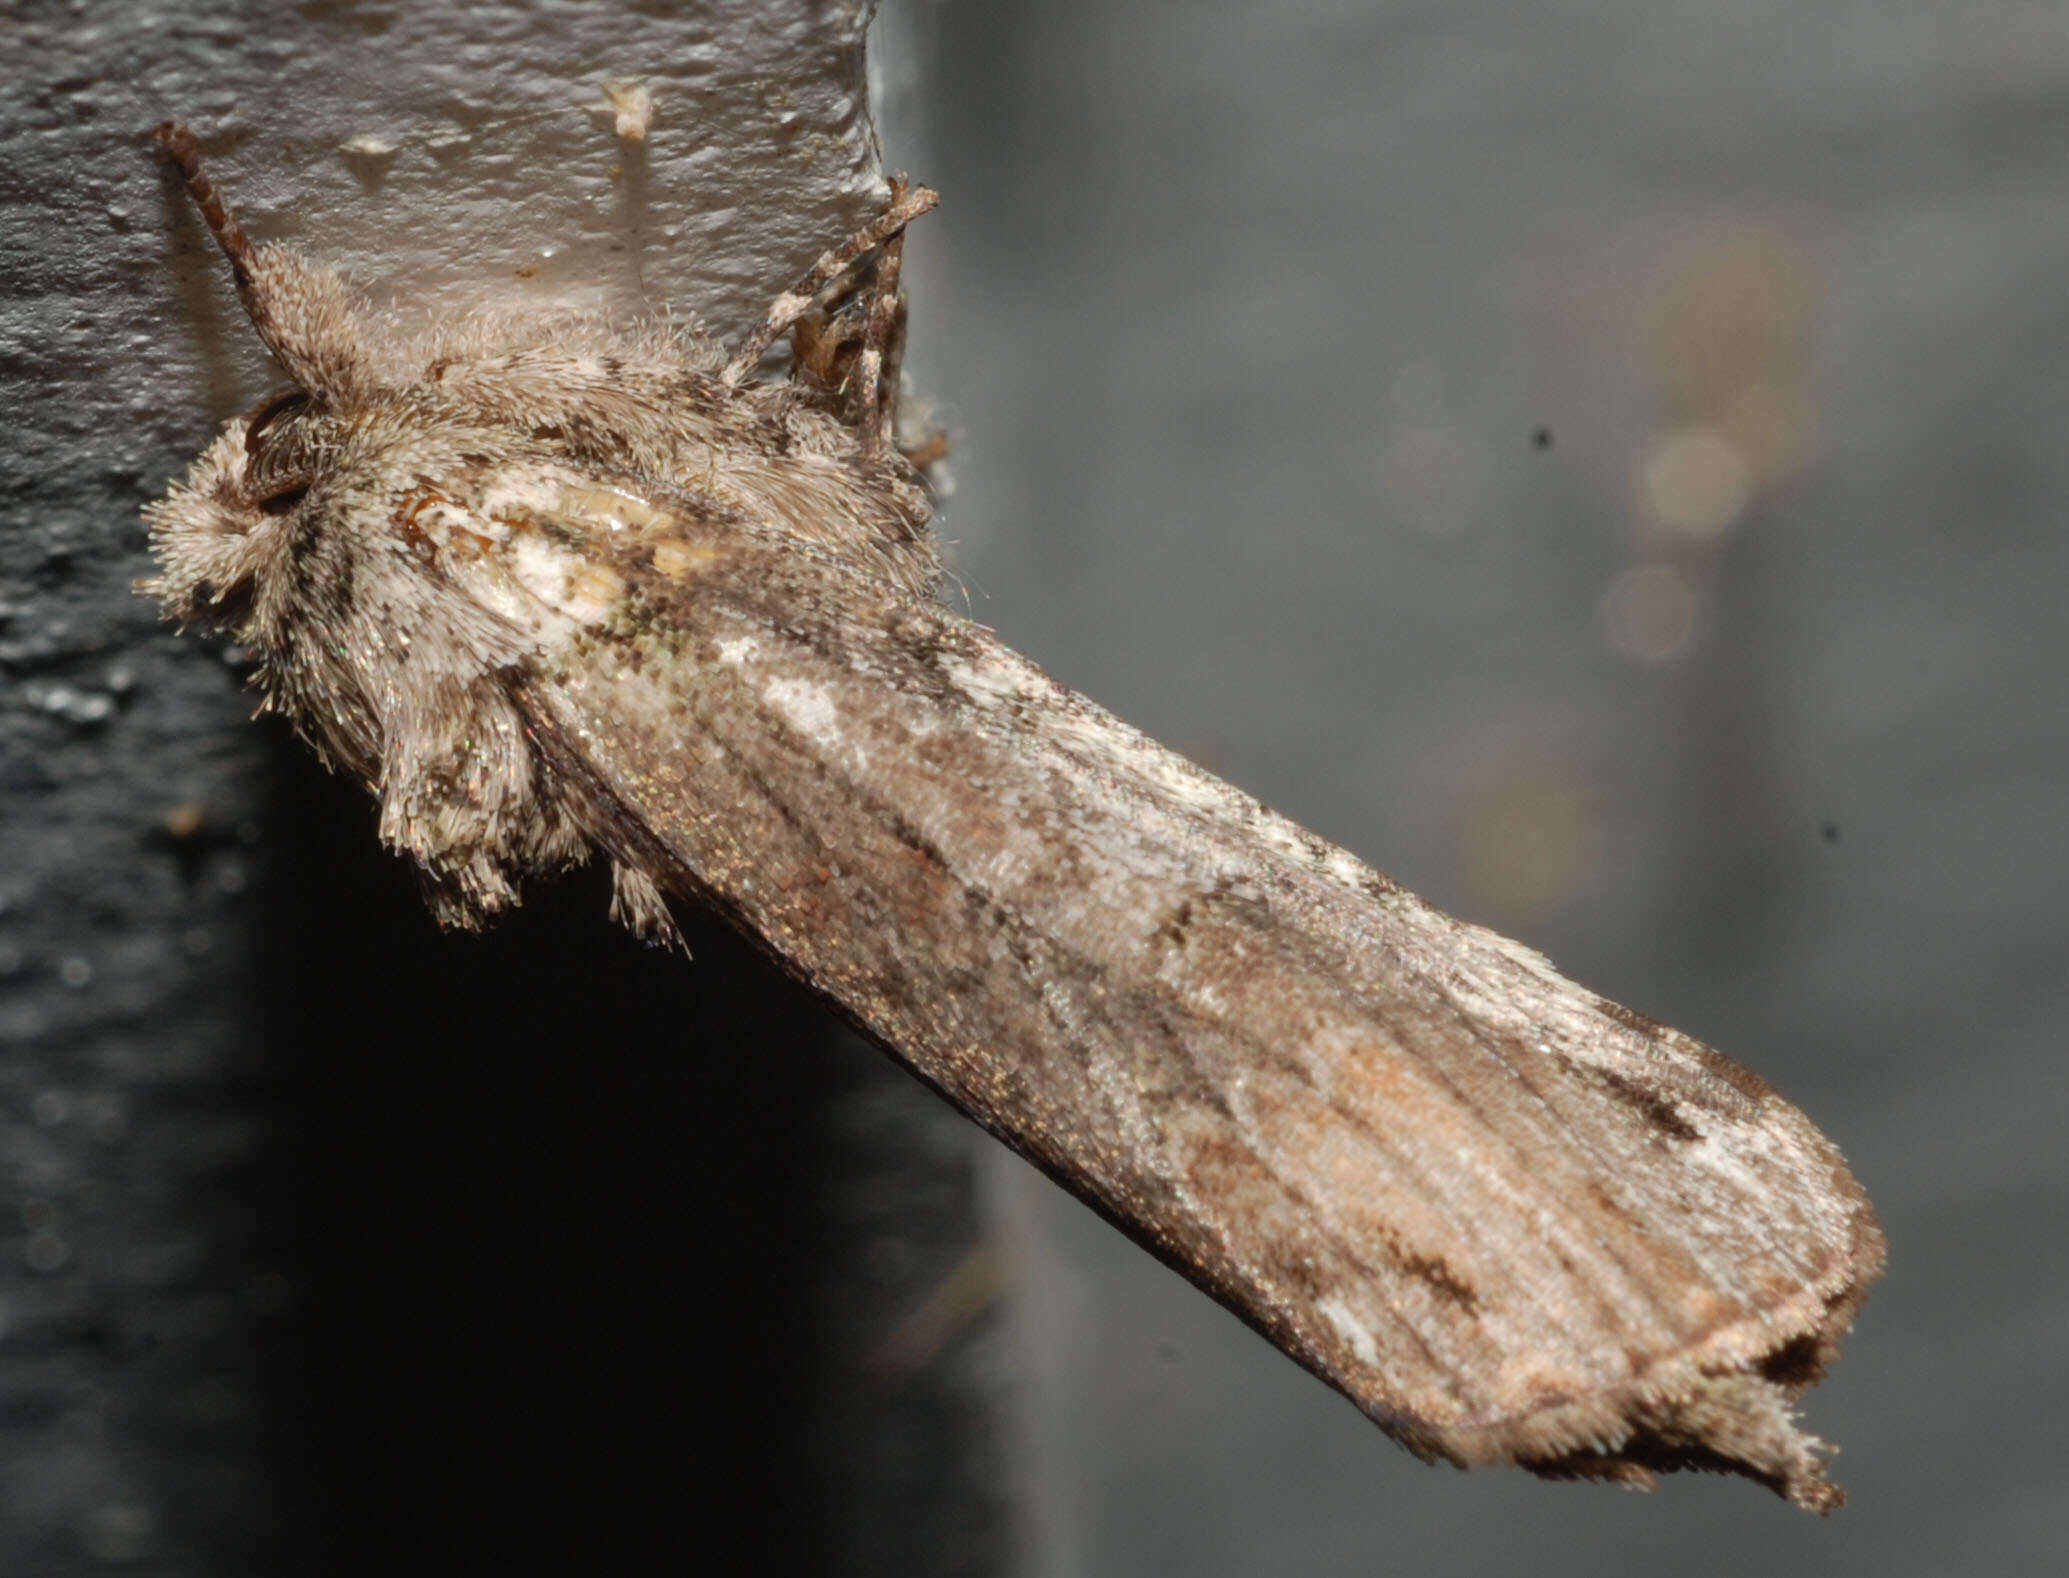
[721,177,939,442]
[784,207,944,461]
[874,288,910,424]
[786,300,865,399]
[873,291,951,469]
[845,184,912,453]
[869,288,951,468]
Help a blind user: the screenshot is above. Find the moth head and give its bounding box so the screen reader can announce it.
[144,121,376,634]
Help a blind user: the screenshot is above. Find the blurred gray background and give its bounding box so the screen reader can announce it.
[3,0,2063,1573]
[888,0,2064,1573]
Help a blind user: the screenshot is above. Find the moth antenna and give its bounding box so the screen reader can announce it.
[153,121,295,364]
[154,122,259,291]
[153,119,372,400]
[722,178,938,399]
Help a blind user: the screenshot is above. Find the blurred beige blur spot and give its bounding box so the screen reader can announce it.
[1604,228,1816,667]
[1652,228,1817,490]
[1641,425,1751,539]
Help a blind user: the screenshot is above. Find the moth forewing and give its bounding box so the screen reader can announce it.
[492,483,1881,1510]
[145,122,1882,1513]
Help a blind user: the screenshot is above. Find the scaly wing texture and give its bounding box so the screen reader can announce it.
[478,499,1880,1509]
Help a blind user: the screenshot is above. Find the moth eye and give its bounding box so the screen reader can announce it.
[186,573,254,628]
[244,388,311,457]
[257,483,310,516]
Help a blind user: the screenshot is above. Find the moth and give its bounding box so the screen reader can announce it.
[145,120,1883,1510]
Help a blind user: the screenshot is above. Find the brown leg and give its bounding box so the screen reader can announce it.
[789,291,947,466]
[847,186,912,453]
[722,176,938,452]
[873,292,953,470]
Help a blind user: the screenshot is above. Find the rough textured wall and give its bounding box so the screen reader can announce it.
[2,4,999,1574]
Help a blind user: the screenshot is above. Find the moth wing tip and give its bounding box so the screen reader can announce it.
[1503,1368,1850,1512]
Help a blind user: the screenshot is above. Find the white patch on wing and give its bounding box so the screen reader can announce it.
[716,636,759,666]
[479,474,565,519]
[503,533,622,625]
[764,676,850,757]
[1323,847,1373,888]
[505,535,578,612]
[940,652,1047,709]
[417,498,508,546]
[1317,1294,1381,1368]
